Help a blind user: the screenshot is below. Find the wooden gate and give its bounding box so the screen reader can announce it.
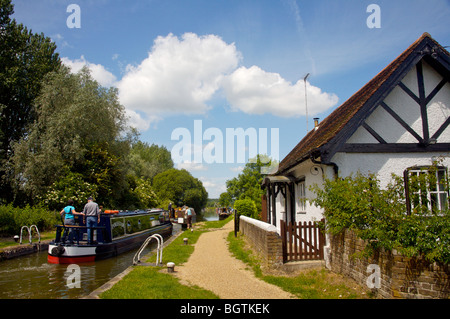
[280,219,325,262]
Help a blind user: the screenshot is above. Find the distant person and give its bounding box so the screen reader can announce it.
[186,207,193,229]
[168,202,173,219]
[60,199,84,244]
[82,196,100,244]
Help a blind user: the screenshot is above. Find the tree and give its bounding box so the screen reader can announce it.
[152,168,208,213]
[0,0,60,202]
[234,199,257,219]
[37,169,98,211]
[128,141,173,181]
[224,154,276,217]
[218,192,232,207]
[131,177,159,209]
[9,66,129,207]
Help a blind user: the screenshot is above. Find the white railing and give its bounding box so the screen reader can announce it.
[19,225,41,245]
[133,234,163,265]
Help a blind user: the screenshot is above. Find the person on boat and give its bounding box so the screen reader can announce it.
[82,196,100,244]
[60,199,84,244]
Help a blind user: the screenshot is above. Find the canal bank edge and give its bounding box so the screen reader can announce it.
[0,239,52,261]
[84,224,185,299]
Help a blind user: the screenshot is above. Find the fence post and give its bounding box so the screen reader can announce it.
[234,210,240,237]
[280,220,287,263]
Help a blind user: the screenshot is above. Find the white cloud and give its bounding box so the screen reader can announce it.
[197,176,227,199]
[61,33,339,131]
[124,109,162,131]
[117,32,241,116]
[230,166,244,173]
[222,65,338,117]
[61,56,117,88]
[176,161,208,171]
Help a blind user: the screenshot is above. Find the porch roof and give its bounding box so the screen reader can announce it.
[261,175,296,189]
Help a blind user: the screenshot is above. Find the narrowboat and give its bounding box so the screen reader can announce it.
[48,209,172,264]
[218,207,231,220]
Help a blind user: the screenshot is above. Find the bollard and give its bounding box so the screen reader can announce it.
[167,262,175,273]
[183,238,188,245]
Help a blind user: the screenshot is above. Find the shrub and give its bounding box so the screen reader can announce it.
[310,172,450,264]
[234,199,257,219]
[37,170,98,211]
[0,204,59,236]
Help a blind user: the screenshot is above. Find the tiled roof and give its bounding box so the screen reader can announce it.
[275,33,448,175]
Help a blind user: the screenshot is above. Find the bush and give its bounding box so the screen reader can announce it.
[0,204,59,236]
[37,170,98,211]
[234,199,257,219]
[310,172,450,264]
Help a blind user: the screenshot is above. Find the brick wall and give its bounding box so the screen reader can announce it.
[329,230,449,299]
[238,216,283,266]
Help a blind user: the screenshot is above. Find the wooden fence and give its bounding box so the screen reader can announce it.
[280,219,325,262]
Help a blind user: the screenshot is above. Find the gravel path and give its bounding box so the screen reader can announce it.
[174,220,295,299]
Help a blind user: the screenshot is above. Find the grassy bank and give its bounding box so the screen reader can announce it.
[100,216,370,299]
[227,231,371,299]
[99,217,232,299]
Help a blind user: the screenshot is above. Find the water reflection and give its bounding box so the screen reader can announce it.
[196,210,219,222]
[0,217,220,299]
[0,243,159,299]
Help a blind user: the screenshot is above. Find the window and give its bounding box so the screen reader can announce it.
[295,180,306,214]
[405,166,449,214]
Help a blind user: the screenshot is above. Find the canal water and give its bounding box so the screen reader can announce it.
[0,212,219,299]
[0,238,160,299]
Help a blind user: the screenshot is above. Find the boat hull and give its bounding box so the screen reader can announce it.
[48,223,172,264]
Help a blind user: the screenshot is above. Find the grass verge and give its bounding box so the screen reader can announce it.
[99,217,233,299]
[227,231,371,299]
[0,231,54,250]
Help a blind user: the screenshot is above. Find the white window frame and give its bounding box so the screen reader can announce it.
[406,166,448,213]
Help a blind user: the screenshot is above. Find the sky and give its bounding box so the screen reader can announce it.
[11,0,450,198]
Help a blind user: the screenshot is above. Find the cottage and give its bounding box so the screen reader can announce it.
[262,33,450,236]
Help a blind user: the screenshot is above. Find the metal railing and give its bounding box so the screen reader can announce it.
[20,225,40,245]
[133,234,163,265]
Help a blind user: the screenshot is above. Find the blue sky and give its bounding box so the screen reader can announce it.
[12,0,450,198]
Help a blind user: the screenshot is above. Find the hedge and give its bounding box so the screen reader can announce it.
[0,204,59,236]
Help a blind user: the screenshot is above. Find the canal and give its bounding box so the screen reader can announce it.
[0,236,162,299]
[0,212,219,299]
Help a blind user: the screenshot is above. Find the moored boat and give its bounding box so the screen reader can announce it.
[218,207,231,220]
[48,208,172,264]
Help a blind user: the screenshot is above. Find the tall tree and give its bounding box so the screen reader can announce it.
[128,141,174,181]
[222,154,277,216]
[152,168,208,213]
[9,66,129,207]
[0,0,60,202]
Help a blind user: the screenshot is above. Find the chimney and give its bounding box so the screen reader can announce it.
[313,118,320,129]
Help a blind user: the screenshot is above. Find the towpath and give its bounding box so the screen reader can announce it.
[174,220,295,299]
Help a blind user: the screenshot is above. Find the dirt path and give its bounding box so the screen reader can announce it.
[174,220,295,299]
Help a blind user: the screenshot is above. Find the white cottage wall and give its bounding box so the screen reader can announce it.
[284,160,327,225]
[332,152,450,188]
